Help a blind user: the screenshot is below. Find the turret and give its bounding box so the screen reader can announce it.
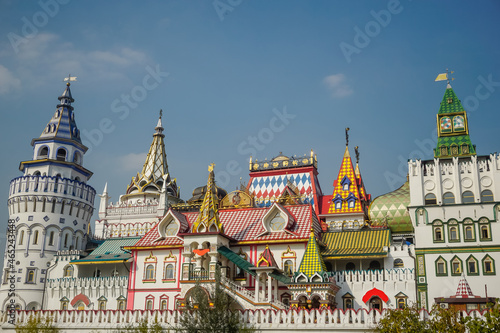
[0,80,96,310]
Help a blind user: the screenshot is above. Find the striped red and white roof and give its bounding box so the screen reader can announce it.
[133,204,320,248]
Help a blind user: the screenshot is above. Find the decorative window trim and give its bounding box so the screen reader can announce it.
[448,221,460,242]
[466,255,479,276]
[261,203,294,233]
[281,246,296,277]
[341,175,351,192]
[479,219,492,241]
[395,292,408,309]
[435,256,447,276]
[26,268,36,284]
[425,193,437,206]
[393,258,404,268]
[482,255,495,275]
[160,295,169,310]
[450,256,463,276]
[463,220,475,242]
[145,295,154,310]
[143,252,157,282]
[63,265,74,278]
[162,251,177,282]
[433,221,444,243]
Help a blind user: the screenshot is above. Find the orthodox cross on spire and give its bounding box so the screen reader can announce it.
[355,146,360,164]
[63,74,77,86]
[435,69,454,85]
[345,127,350,146]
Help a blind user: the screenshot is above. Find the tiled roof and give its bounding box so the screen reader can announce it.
[438,87,465,114]
[321,229,390,259]
[218,246,256,277]
[297,231,327,277]
[369,181,413,233]
[132,204,319,248]
[71,237,141,264]
[452,277,479,299]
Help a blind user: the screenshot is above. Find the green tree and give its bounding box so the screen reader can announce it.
[465,300,500,333]
[15,314,60,333]
[176,266,255,333]
[427,304,467,333]
[115,316,165,333]
[374,303,431,333]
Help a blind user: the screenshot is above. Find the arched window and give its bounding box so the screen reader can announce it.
[284,260,293,277]
[335,201,342,209]
[160,300,167,310]
[117,300,126,310]
[64,234,69,248]
[26,269,35,283]
[38,147,49,159]
[63,265,73,278]
[165,264,175,280]
[433,223,444,242]
[464,225,474,241]
[425,193,437,205]
[369,261,381,270]
[146,265,155,280]
[33,230,39,245]
[348,200,355,208]
[48,231,55,246]
[462,191,475,204]
[481,190,494,202]
[397,297,407,309]
[345,262,355,271]
[443,192,455,204]
[480,224,491,240]
[482,255,495,275]
[56,148,66,161]
[98,300,106,310]
[393,258,404,268]
[146,300,153,310]
[449,226,459,241]
[19,230,24,245]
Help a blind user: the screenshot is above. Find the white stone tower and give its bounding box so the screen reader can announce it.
[0,81,96,310]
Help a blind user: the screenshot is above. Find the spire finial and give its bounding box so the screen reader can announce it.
[159,109,163,119]
[345,127,350,146]
[435,69,454,86]
[355,146,360,164]
[208,163,215,172]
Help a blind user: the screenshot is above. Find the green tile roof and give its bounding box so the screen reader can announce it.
[438,87,465,114]
[369,181,413,233]
[218,246,256,277]
[71,237,141,264]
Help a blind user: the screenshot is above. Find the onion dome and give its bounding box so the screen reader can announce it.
[369,181,412,233]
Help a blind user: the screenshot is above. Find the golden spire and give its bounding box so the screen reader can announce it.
[192,164,222,233]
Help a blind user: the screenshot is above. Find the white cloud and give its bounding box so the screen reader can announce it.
[0,65,21,95]
[118,153,147,172]
[323,73,353,98]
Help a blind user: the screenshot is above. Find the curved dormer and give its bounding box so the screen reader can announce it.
[261,203,295,233]
[157,209,189,238]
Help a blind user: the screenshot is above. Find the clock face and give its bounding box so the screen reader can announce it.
[165,223,177,236]
[269,214,285,231]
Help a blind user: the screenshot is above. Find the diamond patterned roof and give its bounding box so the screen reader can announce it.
[453,277,476,298]
[326,147,369,215]
[132,204,320,248]
[192,167,222,233]
[369,181,413,233]
[297,230,327,277]
[438,86,465,114]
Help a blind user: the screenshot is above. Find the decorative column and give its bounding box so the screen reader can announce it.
[254,273,260,303]
[267,274,272,302]
[57,231,63,251]
[25,230,32,257]
[182,251,193,280]
[209,254,218,280]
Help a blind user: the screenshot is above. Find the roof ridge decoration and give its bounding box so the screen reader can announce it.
[126,110,179,197]
[249,150,318,171]
[434,73,476,158]
[327,143,369,215]
[192,164,223,233]
[297,229,327,277]
[36,79,82,145]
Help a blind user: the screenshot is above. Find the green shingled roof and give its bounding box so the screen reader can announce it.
[218,246,256,277]
[369,181,413,234]
[438,86,465,114]
[71,237,141,264]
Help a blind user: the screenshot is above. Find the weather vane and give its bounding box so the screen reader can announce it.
[63,74,77,86]
[435,69,454,84]
[208,163,215,172]
[355,146,360,164]
[345,127,350,146]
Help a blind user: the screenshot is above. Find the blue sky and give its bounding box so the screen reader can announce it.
[0,0,499,239]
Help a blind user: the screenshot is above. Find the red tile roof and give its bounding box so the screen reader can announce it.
[132,204,320,248]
